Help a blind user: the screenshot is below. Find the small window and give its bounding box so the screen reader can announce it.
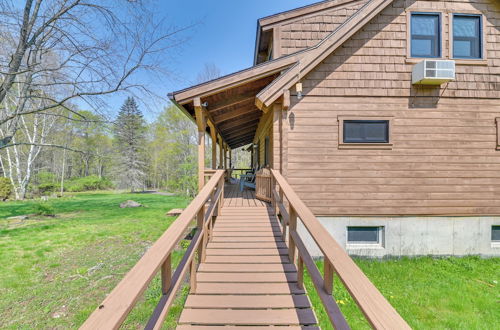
[492,226,500,242]
[344,120,389,143]
[411,13,441,58]
[453,14,482,59]
[347,226,383,245]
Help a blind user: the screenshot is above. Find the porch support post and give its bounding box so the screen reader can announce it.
[218,134,223,169]
[208,121,217,169]
[194,98,207,192]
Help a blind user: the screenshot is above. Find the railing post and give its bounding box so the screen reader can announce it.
[324,258,334,295]
[190,259,197,293]
[198,208,206,263]
[160,254,172,295]
[288,205,297,264]
[297,256,304,290]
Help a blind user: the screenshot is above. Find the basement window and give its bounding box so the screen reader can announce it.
[492,226,500,242]
[338,117,393,149]
[347,226,384,247]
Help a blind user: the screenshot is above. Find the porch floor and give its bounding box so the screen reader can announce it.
[223,179,268,208]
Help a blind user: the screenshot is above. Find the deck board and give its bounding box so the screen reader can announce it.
[177,190,317,328]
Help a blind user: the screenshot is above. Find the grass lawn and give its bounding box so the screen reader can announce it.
[0,191,190,329]
[1,193,499,329]
[307,257,500,329]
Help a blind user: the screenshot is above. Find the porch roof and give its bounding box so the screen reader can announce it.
[168,54,298,149]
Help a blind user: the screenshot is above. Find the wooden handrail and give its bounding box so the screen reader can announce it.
[270,169,410,330]
[81,170,225,330]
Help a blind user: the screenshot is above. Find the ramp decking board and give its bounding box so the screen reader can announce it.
[177,195,317,328]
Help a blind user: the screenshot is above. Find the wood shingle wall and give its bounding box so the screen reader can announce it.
[282,0,500,216]
[279,0,369,56]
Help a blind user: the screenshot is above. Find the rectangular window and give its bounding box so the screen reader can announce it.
[411,13,441,58]
[347,226,383,245]
[453,14,482,59]
[344,120,389,143]
[492,226,500,242]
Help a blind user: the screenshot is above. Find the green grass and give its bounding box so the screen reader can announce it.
[0,192,190,329]
[306,257,500,329]
[1,194,499,329]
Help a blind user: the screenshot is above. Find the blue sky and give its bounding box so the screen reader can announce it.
[165,0,314,88]
[116,0,315,118]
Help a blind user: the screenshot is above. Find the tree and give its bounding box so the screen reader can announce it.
[113,97,146,192]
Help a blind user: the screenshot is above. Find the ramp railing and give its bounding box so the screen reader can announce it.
[270,169,410,330]
[81,170,225,330]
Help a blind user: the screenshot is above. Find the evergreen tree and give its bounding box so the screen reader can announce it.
[113,97,146,191]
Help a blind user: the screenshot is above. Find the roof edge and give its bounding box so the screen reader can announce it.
[256,0,395,108]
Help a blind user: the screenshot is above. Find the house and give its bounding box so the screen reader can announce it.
[169,0,500,257]
[83,1,500,327]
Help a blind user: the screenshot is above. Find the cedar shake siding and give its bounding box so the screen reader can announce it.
[283,0,500,216]
[279,0,369,56]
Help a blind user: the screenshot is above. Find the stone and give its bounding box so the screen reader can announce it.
[119,200,142,208]
[7,215,29,220]
[166,208,184,216]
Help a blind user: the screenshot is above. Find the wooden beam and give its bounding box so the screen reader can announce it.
[283,89,290,111]
[213,105,258,123]
[223,125,258,140]
[195,100,207,192]
[221,118,259,133]
[218,134,223,169]
[208,93,256,114]
[208,121,217,169]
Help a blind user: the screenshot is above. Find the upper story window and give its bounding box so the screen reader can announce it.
[453,14,482,59]
[410,13,441,58]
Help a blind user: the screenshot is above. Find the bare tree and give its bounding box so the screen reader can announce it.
[0,0,188,198]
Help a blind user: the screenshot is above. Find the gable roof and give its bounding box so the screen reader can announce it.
[255,0,395,109]
[170,0,396,149]
[258,0,363,29]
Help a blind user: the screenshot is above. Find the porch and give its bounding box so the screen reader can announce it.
[223,179,268,208]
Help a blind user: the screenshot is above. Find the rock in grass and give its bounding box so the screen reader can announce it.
[166,208,183,216]
[119,200,142,208]
[7,215,29,220]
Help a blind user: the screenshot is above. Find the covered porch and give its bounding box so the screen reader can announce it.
[168,57,293,193]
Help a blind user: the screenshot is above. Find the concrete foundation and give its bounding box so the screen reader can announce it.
[298,216,500,258]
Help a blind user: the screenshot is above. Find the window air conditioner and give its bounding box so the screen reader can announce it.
[412,60,455,85]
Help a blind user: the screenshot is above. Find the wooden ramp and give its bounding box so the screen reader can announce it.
[177,205,318,328]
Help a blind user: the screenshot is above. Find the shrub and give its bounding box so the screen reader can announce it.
[0,177,12,200]
[64,176,113,192]
[33,202,55,216]
[38,183,57,194]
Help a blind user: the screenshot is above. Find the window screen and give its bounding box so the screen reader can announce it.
[347,227,381,244]
[411,13,441,58]
[453,14,482,59]
[343,120,389,143]
[492,226,500,242]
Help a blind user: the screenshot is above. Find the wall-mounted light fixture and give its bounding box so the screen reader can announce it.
[296,82,303,100]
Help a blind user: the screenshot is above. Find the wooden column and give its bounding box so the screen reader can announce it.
[218,134,223,169]
[229,148,232,168]
[209,122,217,169]
[194,98,207,192]
[224,143,228,169]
